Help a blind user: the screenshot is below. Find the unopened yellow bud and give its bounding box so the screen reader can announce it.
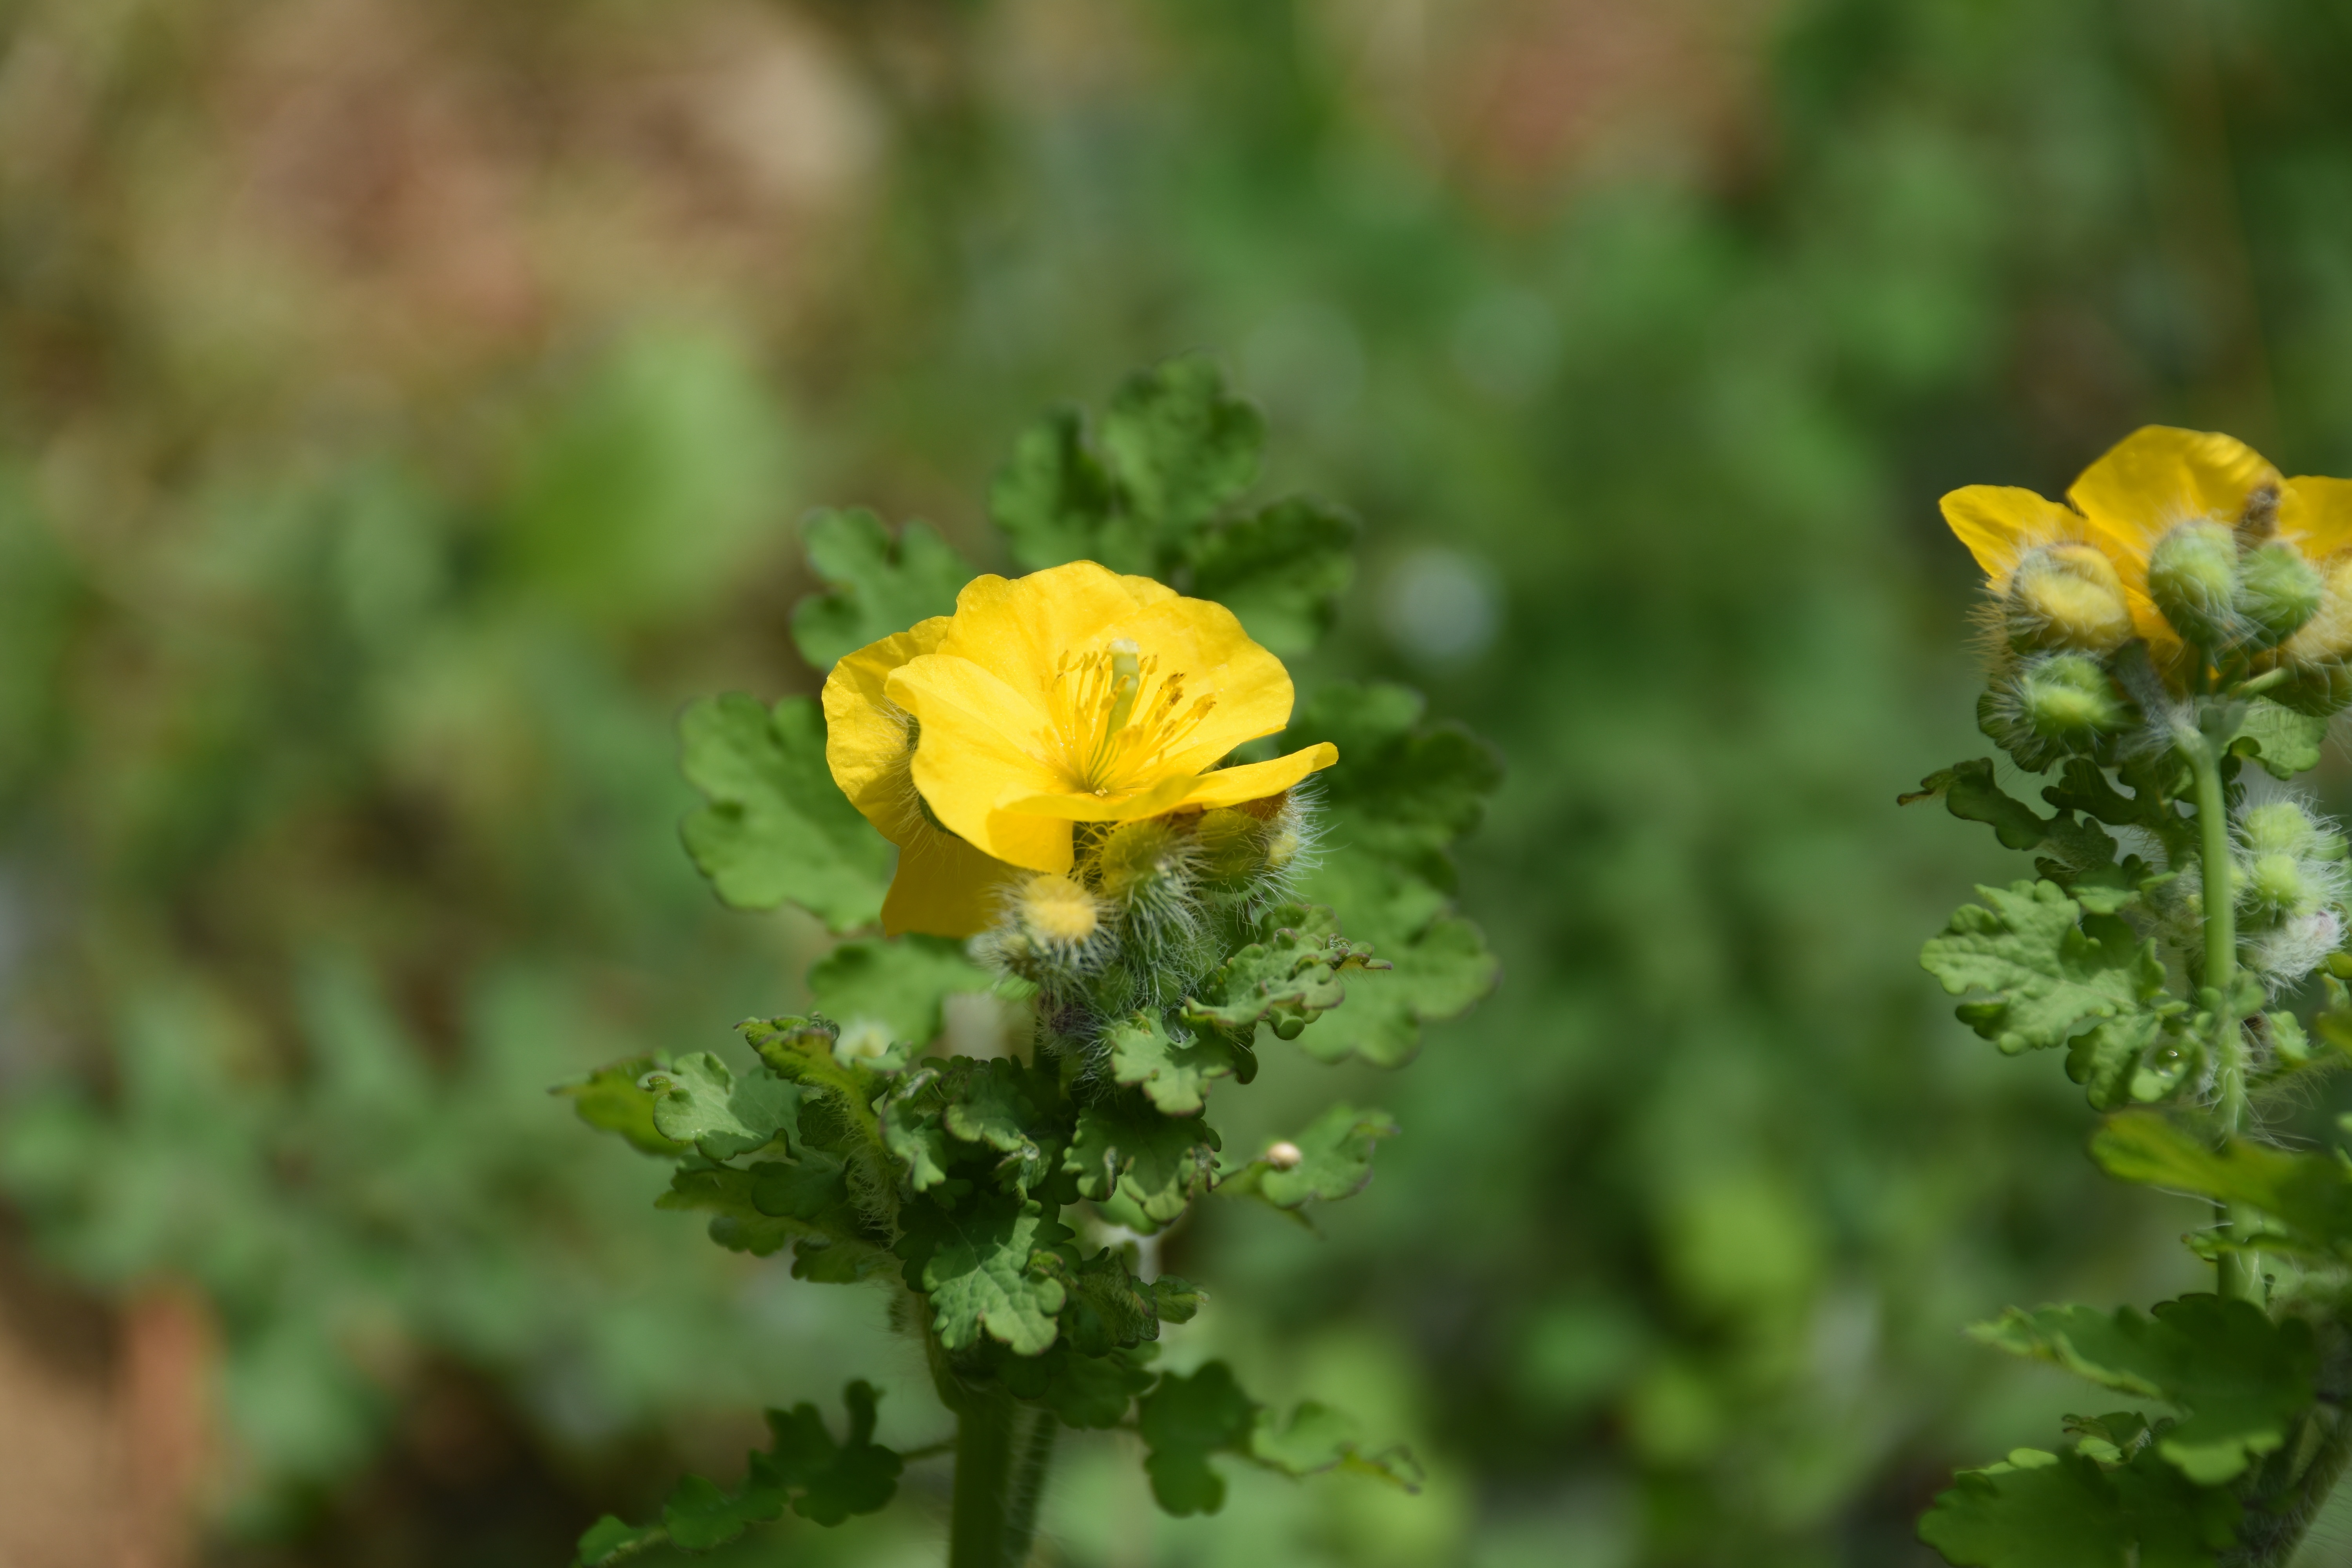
[1018,873,1102,946]
[2007,544,2132,653]
[2237,540,2323,649]
[2147,522,2239,647]
[1263,827,1302,873]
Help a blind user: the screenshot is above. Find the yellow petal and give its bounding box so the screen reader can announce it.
[1105,593,1297,771]
[822,617,949,844]
[888,653,1075,873]
[1174,742,1339,810]
[1938,486,2078,588]
[2067,426,2282,555]
[938,562,1171,706]
[2282,477,2352,561]
[1004,773,1206,823]
[882,829,1013,938]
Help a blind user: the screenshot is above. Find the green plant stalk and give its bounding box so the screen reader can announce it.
[2189,729,2261,1303]
[1002,1403,1058,1564]
[948,1389,1019,1568]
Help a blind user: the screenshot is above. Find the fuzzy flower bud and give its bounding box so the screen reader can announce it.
[2245,852,2323,920]
[2235,540,2324,650]
[2015,654,2124,741]
[2146,522,2239,648]
[1193,808,1269,891]
[2241,801,2320,859]
[1018,872,1104,946]
[1097,819,1194,904]
[2006,544,2134,654]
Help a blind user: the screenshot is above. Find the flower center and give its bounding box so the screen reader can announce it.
[1046,638,1218,795]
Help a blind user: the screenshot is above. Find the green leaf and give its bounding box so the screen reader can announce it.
[679,693,890,931]
[1183,906,1388,1042]
[1248,1403,1423,1492]
[989,405,1123,573]
[1154,1276,1204,1325]
[1289,911,1497,1068]
[1920,881,2165,1055]
[1918,1443,2239,1568]
[1059,1248,1163,1356]
[656,1165,798,1256]
[641,1053,799,1162]
[664,1470,784,1551]
[1138,1361,1258,1517]
[1043,1347,1156,1429]
[898,1195,1071,1355]
[581,1383,902,1559]
[1288,683,1501,889]
[2064,1013,2172,1111]
[1901,757,2056,851]
[2230,699,2331,781]
[1222,1103,1399,1211]
[808,936,995,1055]
[790,508,972,671]
[1104,1012,1254,1116]
[2091,1112,2352,1258]
[1187,496,1355,656]
[942,1058,1044,1154]
[878,1078,954,1194]
[575,1515,665,1566]
[551,1054,687,1156]
[1970,1296,2317,1483]
[1065,1093,1219,1231]
[1100,356,1264,558]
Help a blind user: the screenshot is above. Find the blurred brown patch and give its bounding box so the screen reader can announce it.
[0,1226,213,1568]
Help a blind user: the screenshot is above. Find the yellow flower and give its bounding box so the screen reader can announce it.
[880,561,1339,876]
[822,616,1019,938]
[1940,426,2352,657]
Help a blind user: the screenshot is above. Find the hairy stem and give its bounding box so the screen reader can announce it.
[949,1390,1018,1568]
[2190,730,2261,1303]
[1003,1403,1059,1564]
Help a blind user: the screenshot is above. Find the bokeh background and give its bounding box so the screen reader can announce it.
[3,0,2351,1564]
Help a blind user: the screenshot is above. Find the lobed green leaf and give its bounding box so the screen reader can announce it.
[1918,1442,2239,1568]
[789,508,971,670]
[678,694,889,931]
[1920,881,2165,1056]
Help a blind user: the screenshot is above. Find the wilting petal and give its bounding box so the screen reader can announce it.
[889,653,1075,873]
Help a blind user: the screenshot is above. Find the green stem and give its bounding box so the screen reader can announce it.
[949,1390,1017,1568]
[2189,730,2261,1303]
[1003,1404,1058,1564]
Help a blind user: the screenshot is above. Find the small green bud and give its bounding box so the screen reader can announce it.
[2236,540,2324,649]
[2241,801,2318,858]
[2312,830,2349,863]
[2246,852,2322,919]
[1096,818,1192,901]
[2146,522,2239,647]
[2006,543,2133,653]
[2015,653,2123,740]
[1192,808,1267,890]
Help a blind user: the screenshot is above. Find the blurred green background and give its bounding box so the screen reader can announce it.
[3,0,2349,1564]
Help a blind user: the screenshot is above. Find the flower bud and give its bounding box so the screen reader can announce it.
[2015,654,2124,741]
[2146,522,2239,647]
[1097,819,1195,904]
[1192,808,1268,890]
[2006,544,2134,653]
[2241,801,2319,859]
[2245,852,2323,920]
[1265,1140,1304,1170]
[2281,555,2352,664]
[1016,872,1103,947]
[2236,540,2324,650]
